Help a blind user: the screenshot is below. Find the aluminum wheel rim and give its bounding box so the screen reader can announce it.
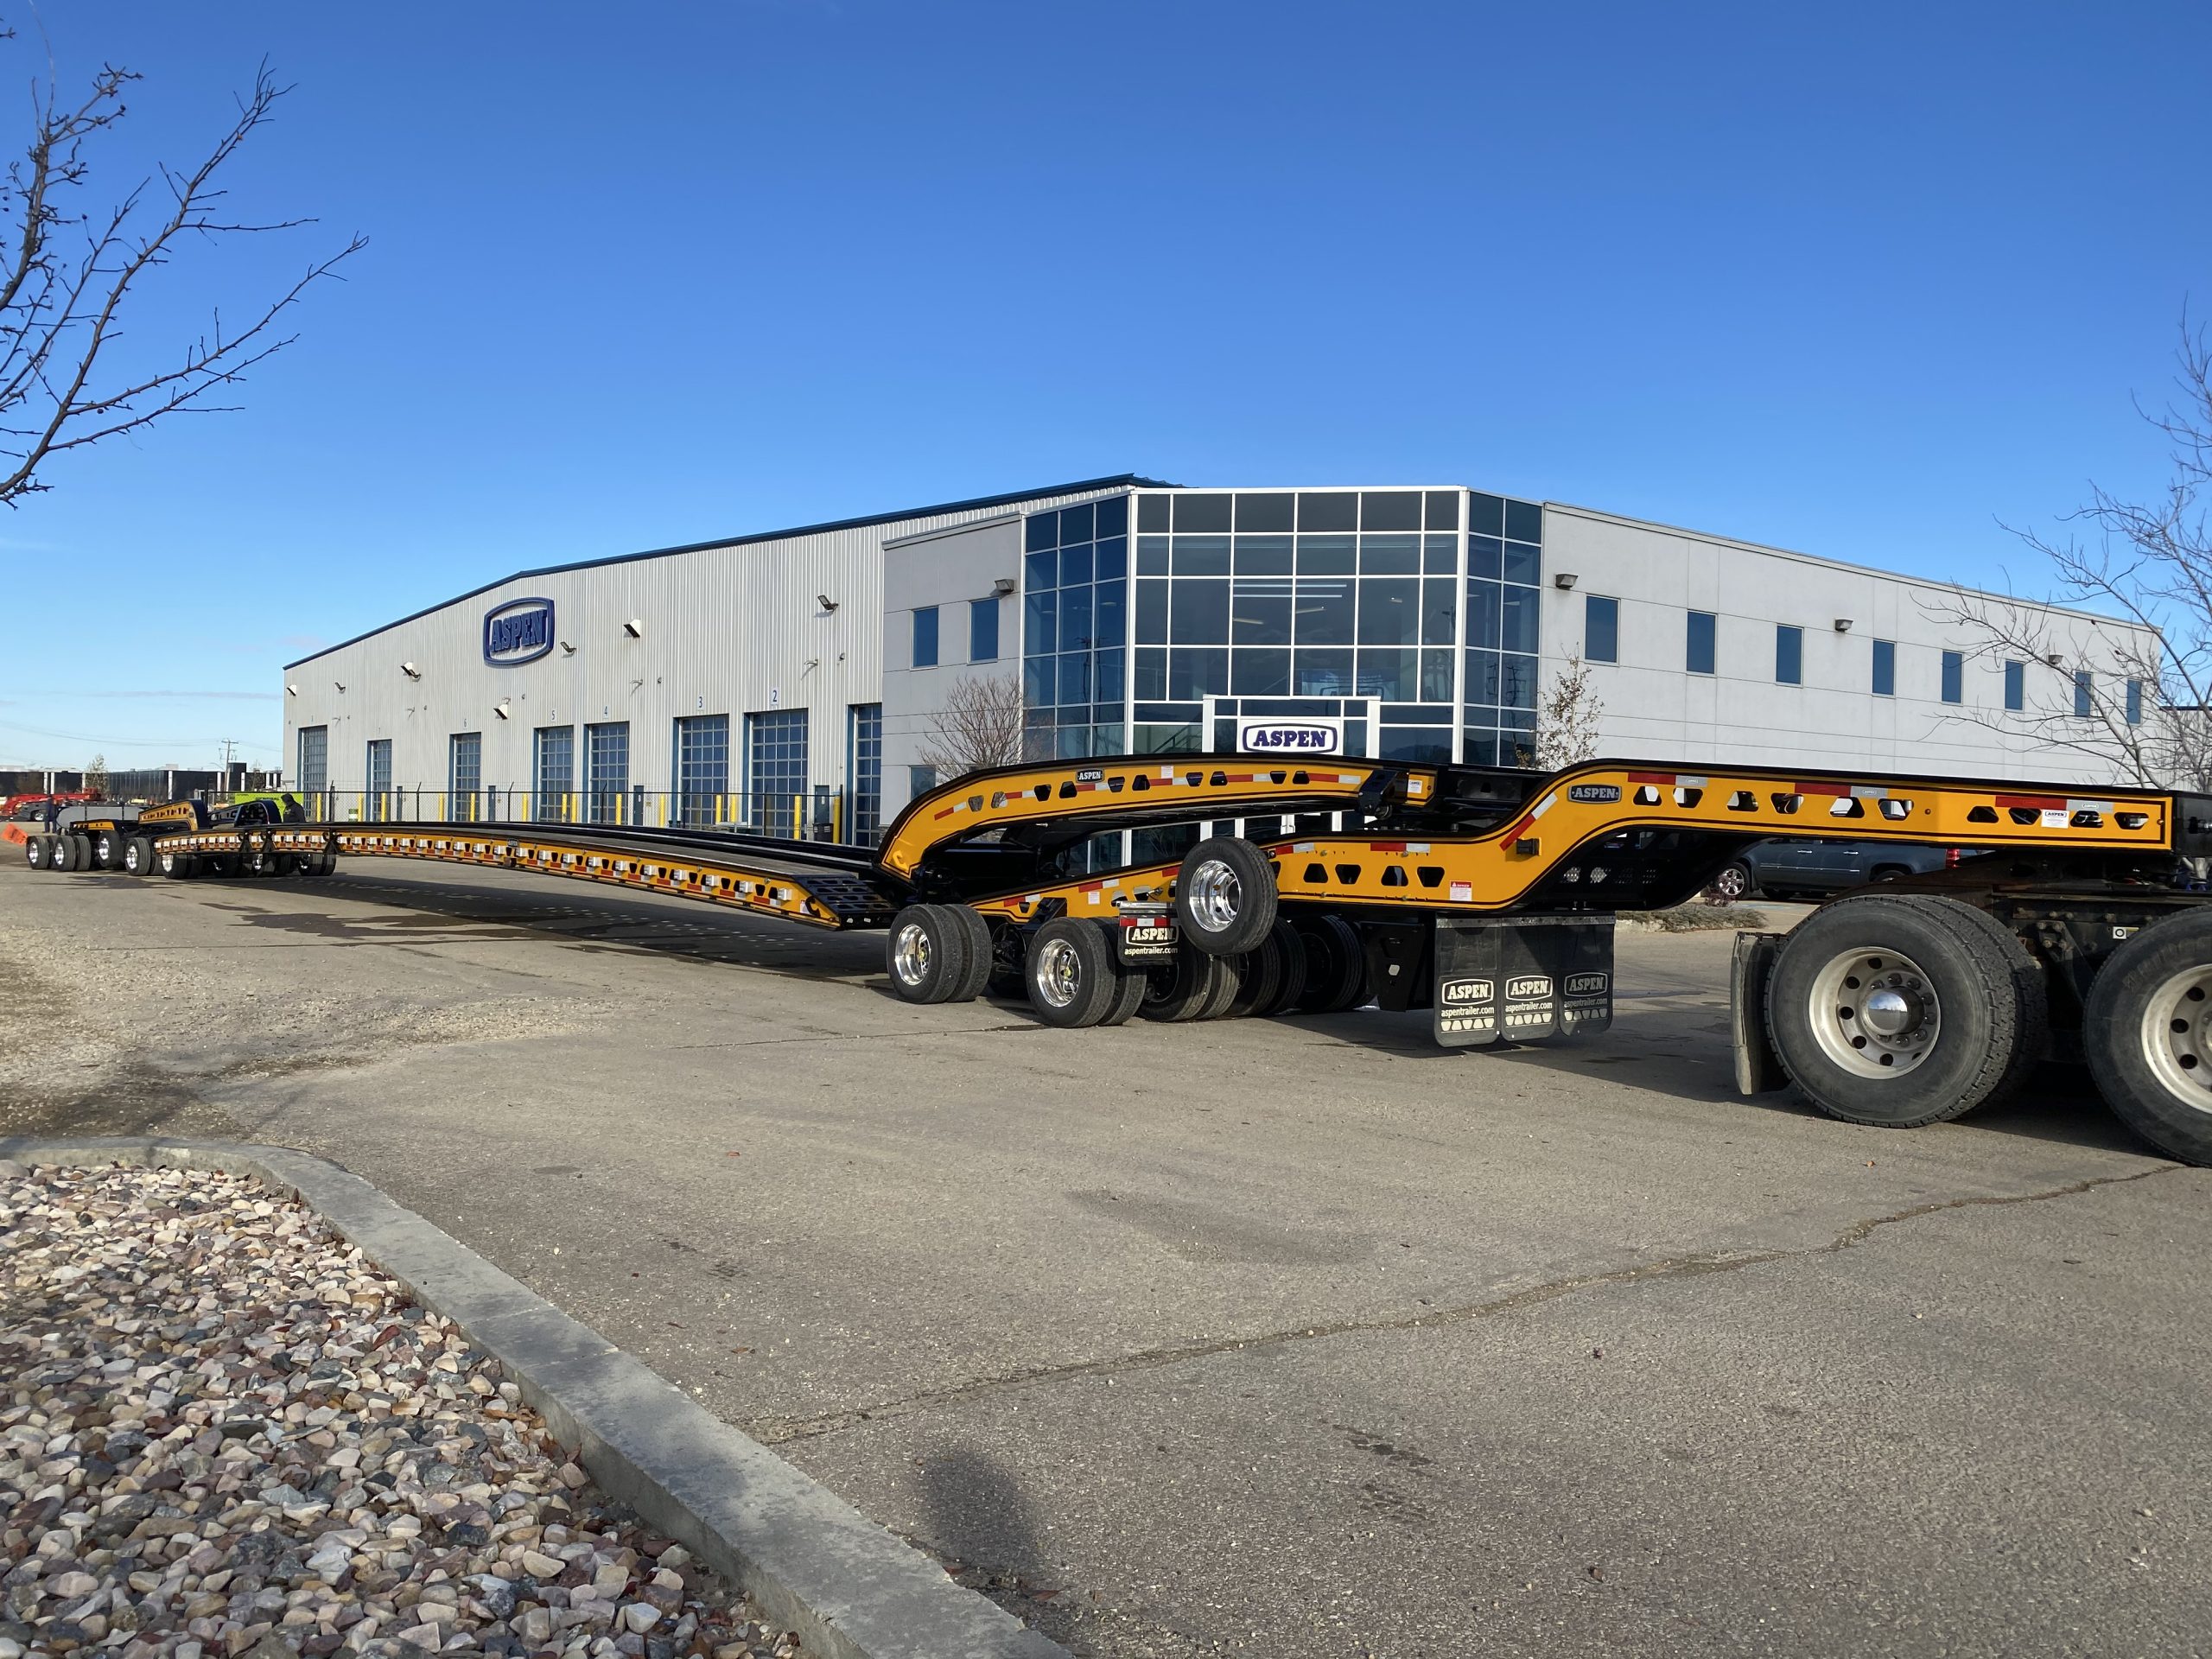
[2140,966,2212,1114]
[1714,866,1748,899]
[1808,945,1942,1077]
[1185,860,1242,933]
[1033,937,1082,1009]
[892,922,932,987]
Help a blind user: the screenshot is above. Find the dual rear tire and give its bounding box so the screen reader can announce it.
[886,903,993,1006]
[2081,909,2212,1166]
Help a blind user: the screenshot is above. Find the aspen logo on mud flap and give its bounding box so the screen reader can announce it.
[1566,971,1610,997]
[1567,784,1621,804]
[1505,974,1553,1001]
[1440,977,1494,1005]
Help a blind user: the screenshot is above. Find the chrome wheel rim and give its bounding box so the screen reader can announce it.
[1808,946,1942,1077]
[892,921,931,987]
[1033,937,1082,1008]
[1185,859,1242,933]
[2141,966,2212,1114]
[1714,866,1748,899]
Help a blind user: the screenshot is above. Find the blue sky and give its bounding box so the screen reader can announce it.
[3,2,2208,772]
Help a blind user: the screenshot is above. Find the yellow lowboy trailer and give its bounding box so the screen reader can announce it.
[22,753,2212,1166]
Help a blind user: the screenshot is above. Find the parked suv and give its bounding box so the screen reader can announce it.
[1711,839,1961,901]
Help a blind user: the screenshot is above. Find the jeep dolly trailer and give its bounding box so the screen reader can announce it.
[23,753,2212,1166]
[22,792,309,876]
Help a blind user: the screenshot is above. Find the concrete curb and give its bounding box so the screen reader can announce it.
[0,1135,1068,1659]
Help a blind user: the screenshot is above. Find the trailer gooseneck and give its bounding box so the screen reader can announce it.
[22,753,2212,1167]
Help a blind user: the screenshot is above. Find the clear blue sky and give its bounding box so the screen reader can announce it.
[3,1,2207,772]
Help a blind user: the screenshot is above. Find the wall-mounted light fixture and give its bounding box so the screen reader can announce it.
[559,639,576,655]
[1553,573,1578,590]
[623,619,645,639]
[285,683,299,698]
[992,576,1017,596]
[1834,619,1853,633]
[817,594,839,613]
[493,701,512,721]
[2045,652,2064,667]
[401,662,423,679]
[334,682,346,693]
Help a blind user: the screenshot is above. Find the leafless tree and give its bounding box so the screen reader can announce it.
[1533,651,1605,771]
[0,38,362,506]
[1932,315,2212,790]
[82,750,105,796]
[917,676,1026,779]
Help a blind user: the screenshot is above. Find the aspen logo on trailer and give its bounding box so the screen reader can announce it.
[1238,719,1343,754]
[1567,784,1621,803]
[483,597,556,666]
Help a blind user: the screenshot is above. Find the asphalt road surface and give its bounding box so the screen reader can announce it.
[3,855,2207,1658]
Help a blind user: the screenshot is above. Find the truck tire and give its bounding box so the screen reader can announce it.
[1224,925,1303,1019]
[91,830,121,870]
[940,906,994,1003]
[1098,958,1150,1027]
[1197,951,1247,1020]
[1173,836,1277,957]
[54,835,84,872]
[158,845,195,879]
[886,904,970,1005]
[24,835,47,870]
[1292,913,1368,1014]
[2081,908,2212,1166]
[1765,893,2043,1128]
[1255,920,1309,1017]
[1141,944,1224,1021]
[122,836,156,876]
[1025,917,1121,1028]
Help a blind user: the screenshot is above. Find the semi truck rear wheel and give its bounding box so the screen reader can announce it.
[1026,918,1121,1028]
[1766,893,2042,1128]
[1173,836,1277,957]
[24,835,47,869]
[1141,944,1225,1021]
[940,906,994,1002]
[54,835,84,872]
[1291,914,1368,1014]
[2082,909,2212,1166]
[1098,958,1150,1027]
[123,836,155,876]
[886,904,970,1005]
[1256,920,1310,1016]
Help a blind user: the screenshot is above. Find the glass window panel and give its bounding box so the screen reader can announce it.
[1687,611,1717,675]
[1462,728,1499,766]
[1469,535,1503,581]
[1171,535,1230,575]
[1135,702,1204,723]
[1465,582,1502,650]
[1091,725,1127,758]
[1425,490,1461,531]
[912,606,939,668]
[1294,580,1355,644]
[1235,492,1294,531]
[1502,542,1541,585]
[2126,677,2143,724]
[1134,725,1200,757]
[1500,655,1539,709]
[1024,657,1053,705]
[1135,646,1166,700]
[1058,502,1093,545]
[1357,648,1418,701]
[970,596,999,663]
[2003,658,2023,710]
[1298,491,1358,531]
[1026,513,1057,552]
[1231,648,1291,696]
[1360,533,1421,575]
[1361,491,1421,531]
[1025,589,1056,655]
[1501,587,1540,653]
[1501,706,1537,734]
[1777,625,1803,685]
[1170,578,1230,643]
[1096,579,1126,649]
[1234,534,1294,574]
[1058,651,1091,703]
[1057,724,1092,760]
[1137,535,1170,575]
[2074,669,2093,718]
[1381,727,1452,765]
[1358,578,1421,645]
[1296,533,1356,574]
[1232,588,1292,645]
[1423,533,1458,573]
[1421,647,1453,702]
[1096,494,1128,537]
[1137,493,1171,531]
[1422,578,1458,645]
[1295,648,1354,696]
[1465,649,1501,704]
[1167,646,1229,699]
[1094,535,1127,581]
[1467,492,1505,537]
[1096,647,1126,704]
[1025,549,1056,592]
[1585,594,1619,663]
[1942,650,1963,704]
[1059,542,1093,588]
[1872,639,1897,696]
[1382,702,1454,724]
[1135,579,1168,644]
[1504,499,1542,543]
[1059,583,1095,651]
[1172,493,1232,532]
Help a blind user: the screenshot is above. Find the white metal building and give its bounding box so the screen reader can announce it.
[284,475,2157,842]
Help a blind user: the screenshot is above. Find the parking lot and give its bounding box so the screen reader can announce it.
[4,855,2209,1658]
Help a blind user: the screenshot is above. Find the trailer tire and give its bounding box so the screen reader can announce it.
[1292,913,1368,1014]
[1141,944,1224,1022]
[24,834,46,869]
[1766,893,2042,1128]
[1255,920,1309,1017]
[123,836,155,876]
[1098,958,1150,1027]
[158,845,194,879]
[886,904,970,1005]
[1173,836,1278,957]
[90,830,121,870]
[940,906,995,1003]
[2081,908,2212,1166]
[1224,928,1295,1019]
[1025,918,1120,1028]
[1198,951,1247,1020]
[53,834,84,872]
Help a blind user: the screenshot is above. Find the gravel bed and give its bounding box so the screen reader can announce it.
[0,1161,802,1659]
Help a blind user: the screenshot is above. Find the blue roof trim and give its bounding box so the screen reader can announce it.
[283,474,1177,670]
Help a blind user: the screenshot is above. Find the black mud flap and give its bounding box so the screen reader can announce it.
[1433,914,1615,1047]
[1731,931,1789,1094]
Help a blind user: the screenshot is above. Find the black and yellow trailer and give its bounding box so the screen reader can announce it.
[22,753,2212,1166]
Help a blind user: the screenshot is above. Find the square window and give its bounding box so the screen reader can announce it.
[1096,495,1128,537]
[1357,648,1418,702]
[912,606,938,669]
[1504,499,1542,544]
[1297,491,1358,532]
[1060,542,1093,588]
[1167,646,1228,700]
[1361,491,1422,531]
[1502,542,1541,586]
[1466,492,1505,537]
[1357,578,1421,645]
[1234,492,1294,531]
[1231,588,1292,646]
[1468,536,1503,581]
[1423,533,1459,573]
[1873,639,1896,697]
[1093,535,1127,582]
[1137,535,1170,575]
[1294,648,1354,696]
[1058,501,1095,545]
[1942,650,1963,704]
[1136,493,1171,532]
[1172,493,1232,533]
[1776,625,1803,685]
[1585,595,1619,664]
[1425,490,1461,531]
[1688,611,1716,675]
[1025,549,1056,592]
[1025,514,1057,553]
[1170,578,1230,643]
[1231,648,1291,696]
[1294,580,1355,645]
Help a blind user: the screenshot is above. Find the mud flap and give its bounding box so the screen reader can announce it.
[1731,931,1788,1094]
[1433,914,1614,1047]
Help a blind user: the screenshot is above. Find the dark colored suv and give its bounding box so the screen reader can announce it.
[1711,839,1958,902]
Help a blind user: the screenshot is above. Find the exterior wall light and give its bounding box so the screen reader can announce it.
[623,620,645,639]
[817,594,839,613]
[992,576,1017,595]
[493,701,512,721]
[285,683,299,698]
[401,662,423,678]
[1834,619,1853,632]
[559,640,576,655]
[334,682,346,693]
[1553,573,1578,590]
[2045,652,2064,667]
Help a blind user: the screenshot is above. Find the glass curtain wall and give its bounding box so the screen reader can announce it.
[1022,495,1129,760]
[1462,493,1543,766]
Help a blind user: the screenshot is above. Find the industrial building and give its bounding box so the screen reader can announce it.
[282,474,2157,843]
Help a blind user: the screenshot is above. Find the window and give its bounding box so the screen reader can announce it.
[365,739,392,822]
[747,708,809,836]
[2004,660,2024,712]
[1024,496,1129,760]
[296,726,328,796]
[1775,626,1802,686]
[912,606,939,669]
[1687,612,1716,676]
[1872,639,1895,697]
[1585,595,1618,664]
[909,764,938,800]
[2074,670,2093,719]
[2126,678,2144,726]
[847,703,882,842]
[1941,651,1963,704]
[533,726,573,822]
[448,732,482,822]
[673,715,728,827]
[586,721,629,823]
[969,597,999,663]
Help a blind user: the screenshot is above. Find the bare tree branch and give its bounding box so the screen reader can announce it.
[1534,652,1604,771]
[918,676,1027,779]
